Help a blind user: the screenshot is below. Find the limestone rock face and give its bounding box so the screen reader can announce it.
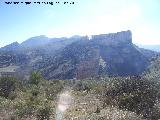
[92,30,132,46]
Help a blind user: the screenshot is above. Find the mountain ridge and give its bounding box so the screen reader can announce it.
[0,30,158,80]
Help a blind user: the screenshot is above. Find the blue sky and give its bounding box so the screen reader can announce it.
[0,0,160,47]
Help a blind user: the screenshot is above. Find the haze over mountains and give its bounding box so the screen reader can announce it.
[136,44,160,52]
[0,30,159,79]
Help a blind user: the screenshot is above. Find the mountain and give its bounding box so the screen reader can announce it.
[20,35,50,49]
[0,35,83,78]
[0,35,81,55]
[0,30,158,80]
[0,35,51,52]
[38,30,153,79]
[0,42,20,51]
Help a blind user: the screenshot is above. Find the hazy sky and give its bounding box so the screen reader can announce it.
[0,0,160,47]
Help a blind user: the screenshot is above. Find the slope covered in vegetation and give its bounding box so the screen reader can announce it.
[1,64,160,120]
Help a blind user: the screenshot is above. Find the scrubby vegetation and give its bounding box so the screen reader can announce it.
[0,72,65,119]
[1,56,160,120]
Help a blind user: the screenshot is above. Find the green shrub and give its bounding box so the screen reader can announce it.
[0,77,18,98]
[37,104,51,120]
[44,80,65,100]
[29,71,42,85]
[73,81,91,92]
[102,77,160,119]
[30,85,40,97]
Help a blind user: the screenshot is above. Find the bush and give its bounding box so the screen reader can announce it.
[73,81,91,92]
[37,104,51,120]
[29,71,42,85]
[0,77,18,98]
[102,76,160,119]
[30,85,40,97]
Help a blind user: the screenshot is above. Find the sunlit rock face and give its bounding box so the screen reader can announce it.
[92,30,132,46]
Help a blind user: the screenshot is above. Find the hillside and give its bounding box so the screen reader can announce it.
[143,56,160,80]
[1,60,160,119]
[0,34,160,119]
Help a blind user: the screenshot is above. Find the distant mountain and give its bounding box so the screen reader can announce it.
[0,35,83,78]
[0,35,81,55]
[0,30,158,80]
[136,44,160,52]
[0,42,20,51]
[0,35,51,51]
[20,35,50,49]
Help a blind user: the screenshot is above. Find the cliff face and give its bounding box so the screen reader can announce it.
[92,30,132,46]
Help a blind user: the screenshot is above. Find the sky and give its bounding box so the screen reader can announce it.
[0,0,160,47]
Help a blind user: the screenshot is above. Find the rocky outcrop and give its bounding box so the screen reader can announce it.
[92,30,132,46]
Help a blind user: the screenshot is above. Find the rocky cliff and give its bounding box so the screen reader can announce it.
[38,30,151,79]
[92,30,132,46]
